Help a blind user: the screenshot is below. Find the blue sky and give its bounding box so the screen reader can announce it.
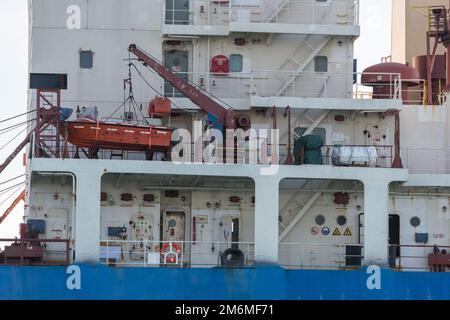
[0,0,392,237]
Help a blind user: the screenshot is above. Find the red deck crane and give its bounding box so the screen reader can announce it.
[128,44,251,130]
[0,190,25,226]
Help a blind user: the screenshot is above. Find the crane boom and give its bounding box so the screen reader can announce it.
[0,190,25,225]
[0,131,32,176]
[129,44,250,129]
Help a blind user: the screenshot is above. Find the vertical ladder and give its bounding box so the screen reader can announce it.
[35,89,62,158]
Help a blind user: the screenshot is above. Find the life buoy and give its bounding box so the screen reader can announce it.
[220,248,245,267]
[160,242,181,264]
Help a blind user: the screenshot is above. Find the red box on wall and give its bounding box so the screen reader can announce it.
[210,55,229,74]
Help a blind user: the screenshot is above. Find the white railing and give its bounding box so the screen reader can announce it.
[279,242,364,270]
[404,147,450,174]
[164,71,252,98]
[252,71,401,99]
[254,0,359,25]
[100,240,255,268]
[389,244,450,272]
[163,0,359,26]
[165,70,402,100]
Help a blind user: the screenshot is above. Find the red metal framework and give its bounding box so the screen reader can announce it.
[34,89,62,158]
[0,238,70,266]
[426,4,450,104]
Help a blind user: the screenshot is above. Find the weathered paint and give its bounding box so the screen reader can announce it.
[1,265,450,300]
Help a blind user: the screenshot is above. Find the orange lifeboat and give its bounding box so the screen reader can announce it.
[61,97,173,152]
[63,121,172,151]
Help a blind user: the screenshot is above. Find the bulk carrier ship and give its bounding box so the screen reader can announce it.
[1,0,450,300]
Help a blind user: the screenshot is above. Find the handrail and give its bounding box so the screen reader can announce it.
[163,0,359,26]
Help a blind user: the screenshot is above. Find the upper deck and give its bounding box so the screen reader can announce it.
[162,0,360,36]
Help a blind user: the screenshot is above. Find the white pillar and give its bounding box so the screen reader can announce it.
[254,176,279,264]
[363,179,390,266]
[74,171,102,263]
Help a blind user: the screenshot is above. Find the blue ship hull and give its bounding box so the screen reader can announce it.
[1,265,450,300]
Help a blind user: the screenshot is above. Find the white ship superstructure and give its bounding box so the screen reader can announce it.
[5,0,449,273]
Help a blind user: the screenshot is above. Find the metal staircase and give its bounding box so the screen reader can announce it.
[279,180,332,241]
[264,0,291,23]
[264,0,334,24]
[275,35,332,96]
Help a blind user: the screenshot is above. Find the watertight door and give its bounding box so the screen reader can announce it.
[45,208,68,262]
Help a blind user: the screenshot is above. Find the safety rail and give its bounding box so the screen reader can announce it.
[163,71,403,101]
[163,0,359,26]
[354,79,428,105]
[60,144,154,161]
[57,140,396,169]
[402,79,427,105]
[388,244,450,272]
[164,71,251,98]
[279,242,364,270]
[100,240,255,268]
[252,71,401,99]
[0,238,71,266]
[403,147,450,174]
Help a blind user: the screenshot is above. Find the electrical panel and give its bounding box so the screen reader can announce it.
[415,233,429,243]
[27,219,46,235]
[108,226,127,238]
[131,217,153,242]
[130,216,154,260]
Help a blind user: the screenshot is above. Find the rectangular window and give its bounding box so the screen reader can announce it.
[314,56,328,72]
[230,54,243,72]
[80,50,93,69]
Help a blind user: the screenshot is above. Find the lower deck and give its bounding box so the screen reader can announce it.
[7,159,450,273]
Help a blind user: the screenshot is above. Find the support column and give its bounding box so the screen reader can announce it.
[363,179,390,266]
[74,171,102,263]
[254,176,279,264]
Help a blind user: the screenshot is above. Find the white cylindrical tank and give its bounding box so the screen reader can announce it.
[332,146,378,167]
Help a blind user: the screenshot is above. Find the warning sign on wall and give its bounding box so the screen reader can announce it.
[343,228,352,236]
[332,228,341,236]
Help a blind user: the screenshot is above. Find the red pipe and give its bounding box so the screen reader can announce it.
[380,109,403,168]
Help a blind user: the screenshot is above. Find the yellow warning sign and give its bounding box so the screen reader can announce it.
[344,228,352,236]
[332,228,341,236]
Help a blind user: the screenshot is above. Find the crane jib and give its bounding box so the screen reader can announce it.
[128,44,235,128]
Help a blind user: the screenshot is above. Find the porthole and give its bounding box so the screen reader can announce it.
[337,215,347,226]
[315,215,325,226]
[410,216,421,227]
